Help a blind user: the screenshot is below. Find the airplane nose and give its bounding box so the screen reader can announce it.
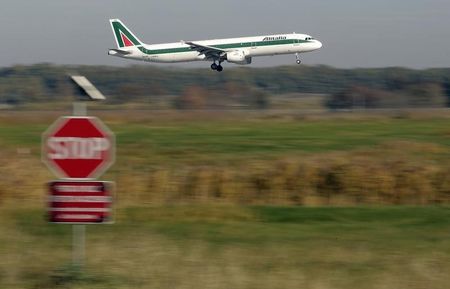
[316,40,322,49]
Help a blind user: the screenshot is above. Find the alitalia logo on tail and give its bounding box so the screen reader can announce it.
[110,19,141,48]
[120,32,134,47]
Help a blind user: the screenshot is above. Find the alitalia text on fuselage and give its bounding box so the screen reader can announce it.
[108,19,322,72]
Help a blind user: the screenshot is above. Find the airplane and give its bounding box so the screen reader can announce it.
[108,19,322,72]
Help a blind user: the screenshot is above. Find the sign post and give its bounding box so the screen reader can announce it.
[73,224,85,267]
[74,102,86,269]
[42,102,115,269]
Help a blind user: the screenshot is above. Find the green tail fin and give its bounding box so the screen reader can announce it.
[109,19,142,48]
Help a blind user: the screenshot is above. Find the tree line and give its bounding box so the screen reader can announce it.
[0,63,449,108]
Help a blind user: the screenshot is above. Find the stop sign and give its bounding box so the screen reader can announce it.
[42,116,115,179]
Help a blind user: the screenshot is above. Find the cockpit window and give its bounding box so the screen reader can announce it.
[305,37,315,41]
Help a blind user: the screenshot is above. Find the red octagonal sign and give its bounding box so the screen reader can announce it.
[42,116,115,179]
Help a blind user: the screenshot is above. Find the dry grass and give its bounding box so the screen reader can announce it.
[0,141,448,207]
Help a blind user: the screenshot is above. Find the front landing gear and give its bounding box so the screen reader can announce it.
[295,53,301,65]
[210,61,223,72]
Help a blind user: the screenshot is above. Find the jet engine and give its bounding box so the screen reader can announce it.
[226,50,252,65]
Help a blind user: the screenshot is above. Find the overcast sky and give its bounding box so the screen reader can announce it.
[1,0,449,68]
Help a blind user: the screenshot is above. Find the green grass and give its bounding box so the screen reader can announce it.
[115,118,450,162]
[1,113,449,165]
[1,206,450,289]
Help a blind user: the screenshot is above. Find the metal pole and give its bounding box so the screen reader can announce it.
[73,102,87,116]
[73,224,86,268]
[72,101,87,269]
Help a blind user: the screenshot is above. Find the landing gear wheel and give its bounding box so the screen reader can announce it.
[217,65,223,72]
[295,53,301,65]
[211,63,218,70]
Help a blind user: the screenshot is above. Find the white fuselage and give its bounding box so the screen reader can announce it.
[109,33,322,64]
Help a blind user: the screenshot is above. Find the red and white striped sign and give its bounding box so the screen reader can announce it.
[48,181,113,224]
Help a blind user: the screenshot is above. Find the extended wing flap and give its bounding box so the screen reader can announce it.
[184,41,226,59]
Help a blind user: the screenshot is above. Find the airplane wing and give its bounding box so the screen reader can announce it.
[184,41,227,60]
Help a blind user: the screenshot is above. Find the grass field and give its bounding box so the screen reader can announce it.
[1,205,449,289]
[0,110,449,288]
[0,110,449,205]
[0,110,449,165]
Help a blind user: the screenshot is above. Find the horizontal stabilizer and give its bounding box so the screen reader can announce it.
[108,49,132,56]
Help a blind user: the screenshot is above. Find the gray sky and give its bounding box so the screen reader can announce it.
[1,0,449,68]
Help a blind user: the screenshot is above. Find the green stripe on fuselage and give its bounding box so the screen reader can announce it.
[138,39,310,55]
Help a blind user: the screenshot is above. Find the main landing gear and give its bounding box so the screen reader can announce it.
[295,53,302,65]
[211,61,223,72]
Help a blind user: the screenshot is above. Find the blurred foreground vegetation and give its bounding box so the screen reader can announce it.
[0,110,448,206]
[0,78,449,288]
[1,205,450,289]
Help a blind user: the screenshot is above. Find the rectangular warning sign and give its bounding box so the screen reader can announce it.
[48,181,113,224]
